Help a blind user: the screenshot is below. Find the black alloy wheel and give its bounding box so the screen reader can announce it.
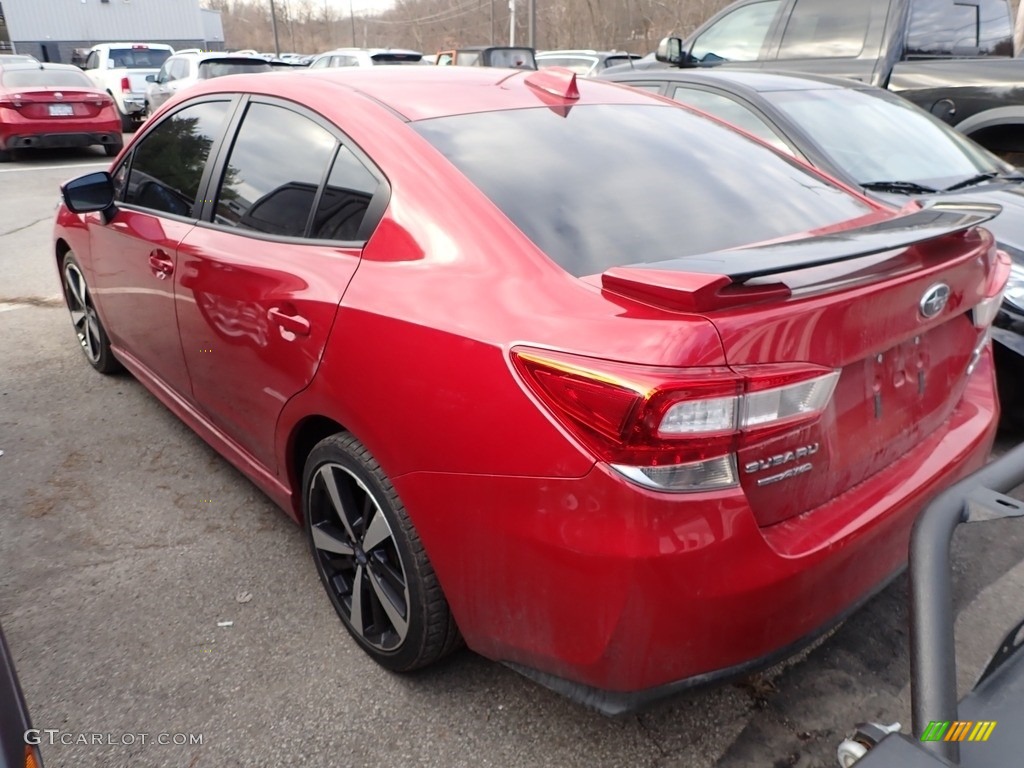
[303,433,461,671]
[60,252,121,374]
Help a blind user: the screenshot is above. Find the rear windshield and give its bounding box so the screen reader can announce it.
[371,53,423,65]
[198,60,273,78]
[2,68,93,88]
[412,104,872,277]
[108,48,172,69]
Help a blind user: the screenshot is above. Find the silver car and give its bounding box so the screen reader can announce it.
[144,50,272,116]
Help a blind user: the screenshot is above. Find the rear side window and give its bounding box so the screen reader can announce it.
[213,102,337,237]
[777,0,886,58]
[413,105,871,277]
[125,100,231,217]
[310,146,380,240]
[668,86,793,154]
[907,0,1013,56]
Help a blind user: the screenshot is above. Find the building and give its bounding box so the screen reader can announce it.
[0,0,224,63]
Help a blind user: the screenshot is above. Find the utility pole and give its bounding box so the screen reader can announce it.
[509,0,515,45]
[528,0,535,48]
[269,0,281,56]
[349,0,357,46]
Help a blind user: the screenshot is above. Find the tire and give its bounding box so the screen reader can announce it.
[995,341,1024,432]
[104,142,122,158]
[116,102,135,133]
[60,252,122,375]
[303,433,461,671]
[0,147,10,163]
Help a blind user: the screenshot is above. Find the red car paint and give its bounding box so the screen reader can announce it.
[53,67,1004,708]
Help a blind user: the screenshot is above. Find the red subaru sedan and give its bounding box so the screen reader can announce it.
[0,62,122,161]
[52,66,1008,713]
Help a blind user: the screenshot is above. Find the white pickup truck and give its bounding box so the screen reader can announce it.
[82,43,174,131]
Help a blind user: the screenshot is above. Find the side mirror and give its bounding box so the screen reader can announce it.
[145,74,156,82]
[62,172,116,218]
[655,36,688,66]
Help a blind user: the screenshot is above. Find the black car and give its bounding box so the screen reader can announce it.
[0,623,41,768]
[600,68,1024,424]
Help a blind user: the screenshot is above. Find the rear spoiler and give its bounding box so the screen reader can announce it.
[602,202,1001,313]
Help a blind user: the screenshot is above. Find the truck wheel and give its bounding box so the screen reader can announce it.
[116,104,135,133]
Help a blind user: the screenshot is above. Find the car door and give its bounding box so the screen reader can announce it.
[87,97,236,397]
[175,97,383,472]
[148,60,174,109]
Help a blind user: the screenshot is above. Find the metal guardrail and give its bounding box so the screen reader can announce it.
[909,440,1024,763]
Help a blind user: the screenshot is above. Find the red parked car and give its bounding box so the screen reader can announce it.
[0,62,122,161]
[52,66,1008,713]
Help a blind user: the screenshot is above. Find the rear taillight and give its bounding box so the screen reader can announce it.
[0,94,28,108]
[967,248,1012,375]
[511,348,839,492]
[120,76,131,94]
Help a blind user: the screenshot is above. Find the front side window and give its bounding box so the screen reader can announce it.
[413,105,871,277]
[907,0,1013,55]
[213,103,338,237]
[777,0,884,58]
[668,86,793,154]
[125,100,231,217]
[691,0,782,63]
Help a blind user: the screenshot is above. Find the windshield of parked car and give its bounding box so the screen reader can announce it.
[2,68,94,88]
[764,87,1010,187]
[413,104,872,277]
[108,48,172,69]
[198,60,273,78]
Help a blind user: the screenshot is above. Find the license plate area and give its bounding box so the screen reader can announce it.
[48,104,74,116]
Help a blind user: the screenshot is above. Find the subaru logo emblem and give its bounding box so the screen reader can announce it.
[920,283,950,319]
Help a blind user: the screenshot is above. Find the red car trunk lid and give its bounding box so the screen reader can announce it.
[602,204,1000,527]
[3,89,108,119]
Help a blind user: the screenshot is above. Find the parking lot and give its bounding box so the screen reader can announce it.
[1,145,1023,768]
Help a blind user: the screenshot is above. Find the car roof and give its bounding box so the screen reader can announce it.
[605,68,869,94]
[187,65,667,121]
[538,50,634,57]
[91,42,174,50]
[173,51,268,62]
[315,48,422,57]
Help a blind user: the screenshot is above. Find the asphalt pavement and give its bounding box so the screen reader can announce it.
[1,145,1023,768]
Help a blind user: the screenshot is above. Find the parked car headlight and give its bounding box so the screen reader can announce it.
[1007,263,1024,312]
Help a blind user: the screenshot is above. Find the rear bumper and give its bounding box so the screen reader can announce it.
[394,351,998,710]
[3,131,121,150]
